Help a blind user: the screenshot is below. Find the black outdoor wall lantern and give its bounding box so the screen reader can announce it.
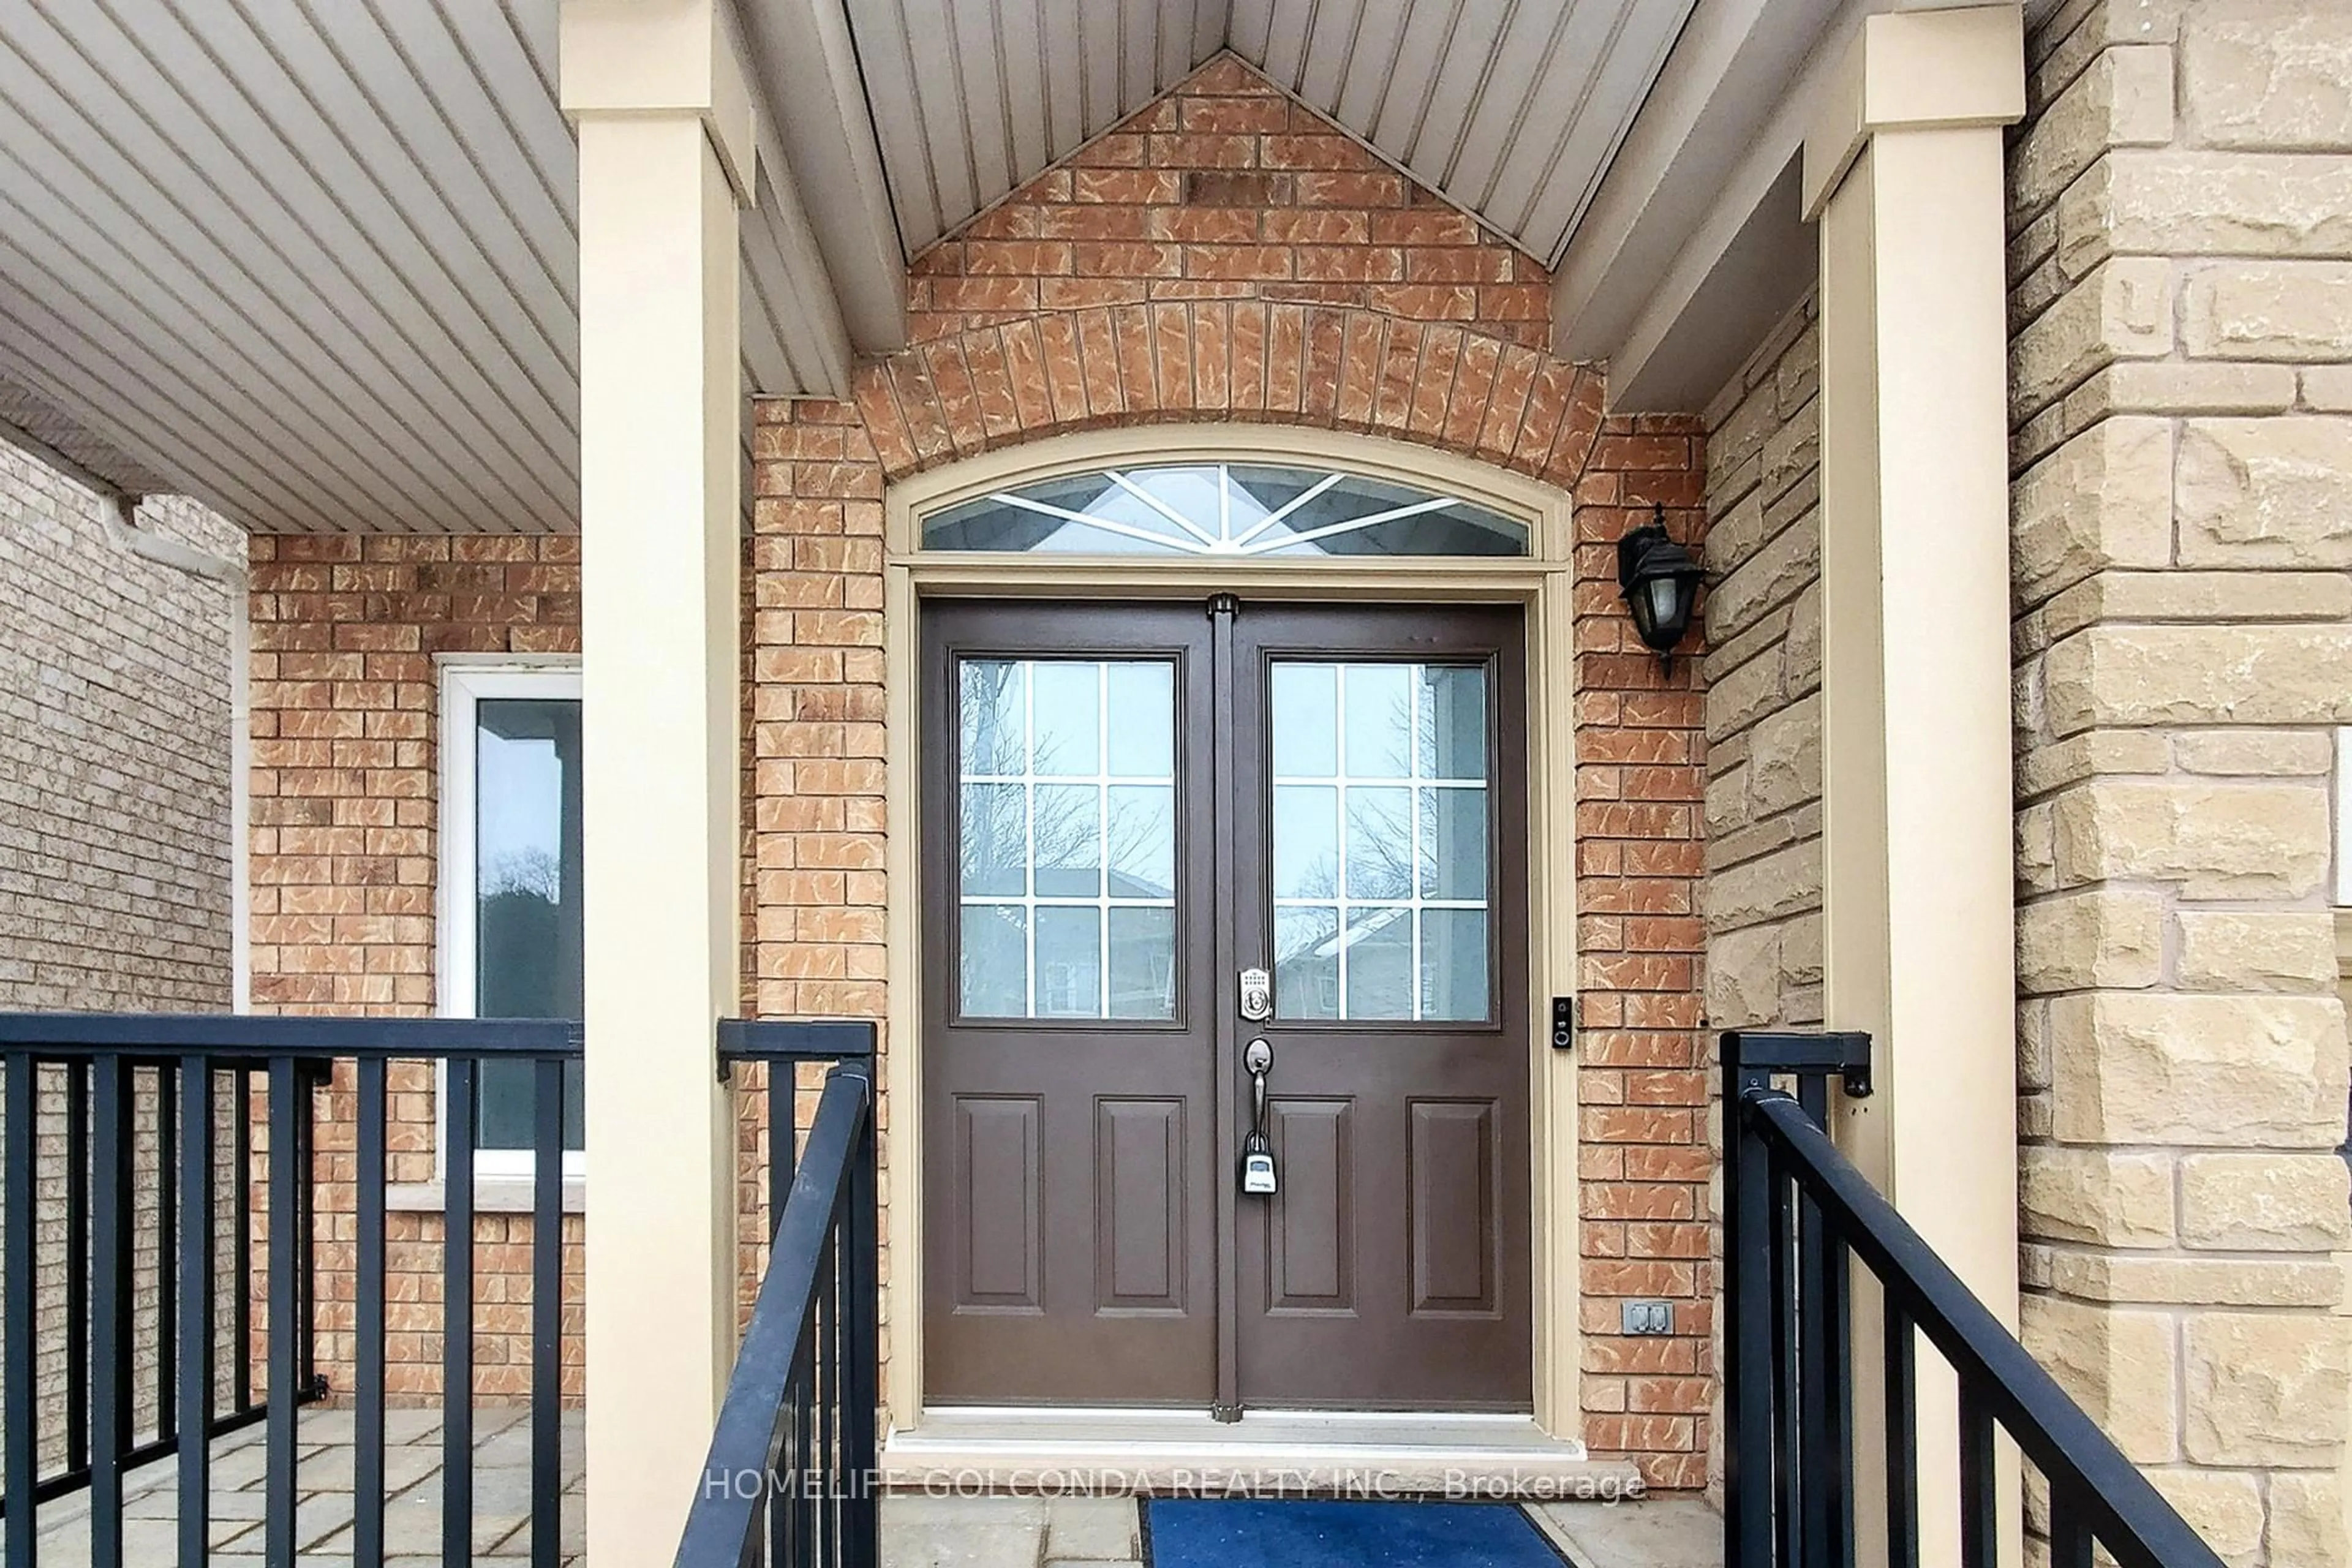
[1616,505,1705,668]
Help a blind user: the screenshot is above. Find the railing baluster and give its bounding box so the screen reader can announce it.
[445,1058,477,1567]
[792,1327,815,1565]
[157,1060,178,1449]
[293,1065,322,1404]
[1792,1074,1852,1568]
[5,1052,37,1568]
[767,1061,794,1568]
[843,1071,880,1566]
[2049,1484,2095,1568]
[1820,1229,1853,1568]
[1958,1382,1996,1568]
[233,1065,254,1415]
[176,1057,213,1568]
[1768,1148,1802,1568]
[266,1057,301,1566]
[532,1055,564,1568]
[820,1226,839,1564]
[91,1054,130,1568]
[1795,1188,1830,1563]
[355,1058,388,1568]
[67,1058,91,1476]
[1883,1295,1918,1568]
[1723,1050,1775,1568]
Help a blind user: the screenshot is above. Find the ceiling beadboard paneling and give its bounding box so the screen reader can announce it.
[0,0,1705,529]
[852,0,1695,268]
[0,0,846,532]
[846,0,1231,256]
[0,0,580,533]
[1239,0,1700,266]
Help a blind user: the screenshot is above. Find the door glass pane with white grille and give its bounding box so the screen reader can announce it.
[1269,660,1493,1022]
[956,658,1180,1020]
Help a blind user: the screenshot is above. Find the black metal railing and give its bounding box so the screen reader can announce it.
[0,1012,582,1568]
[0,1046,320,1521]
[1724,1030,2226,1568]
[677,1019,880,1568]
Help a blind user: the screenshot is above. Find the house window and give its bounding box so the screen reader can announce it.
[921,463,1531,557]
[440,663,584,1178]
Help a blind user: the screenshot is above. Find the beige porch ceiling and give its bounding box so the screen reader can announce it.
[0,0,1876,535]
[848,0,1698,262]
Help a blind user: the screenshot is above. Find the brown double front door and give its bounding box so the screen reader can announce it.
[921,598,1531,1413]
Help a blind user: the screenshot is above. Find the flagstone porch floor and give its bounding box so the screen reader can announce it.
[9,1405,584,1567]
[6,1405,1722,1567]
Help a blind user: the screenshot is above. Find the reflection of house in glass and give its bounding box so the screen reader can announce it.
[955,656,1181,1020]
[1051,869,1178,1019]
[1273,904,1487,1023]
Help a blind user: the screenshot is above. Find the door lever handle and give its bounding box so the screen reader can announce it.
[1240,1038,1276,1196]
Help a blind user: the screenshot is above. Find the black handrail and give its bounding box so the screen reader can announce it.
[0,1012,584,1055]
[0,1011,582,1568]
[1724,1030,2227,1568]
[682,1021,880,1568]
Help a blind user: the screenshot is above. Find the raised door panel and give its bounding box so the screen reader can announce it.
[954,1096,1043,1311]
[1096,1097,1188,1313]
[1407,1098,1498,1316]
[1265,1098,1354,1314]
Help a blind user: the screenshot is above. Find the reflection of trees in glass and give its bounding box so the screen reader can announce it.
[957,660,1176,1017]
[1270,669,1488,1020]
[484,846,560,903]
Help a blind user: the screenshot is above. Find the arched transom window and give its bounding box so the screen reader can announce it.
[919,463,1531,558]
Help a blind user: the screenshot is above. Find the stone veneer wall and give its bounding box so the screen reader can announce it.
[1700,297,1823,1039]
[1695,295,1822,1498]
[750,53,1716,1486]
[2008,4,2352,1562]
[0,443,243,1479]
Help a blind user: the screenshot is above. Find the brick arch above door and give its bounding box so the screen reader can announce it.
[848,303,1619,495]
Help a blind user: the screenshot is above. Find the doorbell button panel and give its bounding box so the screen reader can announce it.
[1550,995,1576,1050]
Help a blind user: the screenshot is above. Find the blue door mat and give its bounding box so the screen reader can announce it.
[1144,1499,1569,1568]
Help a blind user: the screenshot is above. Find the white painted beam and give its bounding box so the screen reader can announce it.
[1562,0,2013,411]
[1593,0,1864,412]
[1604,156,1812,414]
[741,126,857,398]
[739,0,910,355]
[1553,0,1847,364]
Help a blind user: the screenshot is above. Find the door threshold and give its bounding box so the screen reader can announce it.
[881,1407,1640,1500]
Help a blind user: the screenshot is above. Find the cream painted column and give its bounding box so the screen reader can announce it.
[561,1,755,1559]
[1804,9,2024,1568]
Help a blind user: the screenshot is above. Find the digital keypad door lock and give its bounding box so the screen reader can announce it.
[1239,1036,1277,1196]
[1238,967,1272,1023]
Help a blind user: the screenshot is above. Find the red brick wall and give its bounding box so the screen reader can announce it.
[747,55,1714,1487]
[244,53,1712,1482]
[246,534,584,1401]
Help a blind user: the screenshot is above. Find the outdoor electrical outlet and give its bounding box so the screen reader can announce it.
[1621,1300,1674,1336]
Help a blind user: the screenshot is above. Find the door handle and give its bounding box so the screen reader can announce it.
[1239,1038,1276,1196]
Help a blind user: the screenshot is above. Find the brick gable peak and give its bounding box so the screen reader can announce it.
[906,50,1551,350]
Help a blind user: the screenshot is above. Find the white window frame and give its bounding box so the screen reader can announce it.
[436,657,586,1186]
